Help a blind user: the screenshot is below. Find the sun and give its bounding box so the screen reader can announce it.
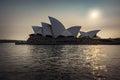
[89,10,100,19]
[91,12,98,18]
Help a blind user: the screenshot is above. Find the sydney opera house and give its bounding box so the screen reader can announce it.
[31,16,82,38]
[26,16,101,44]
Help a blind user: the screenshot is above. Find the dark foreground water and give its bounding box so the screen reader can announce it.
[0,43,120,80]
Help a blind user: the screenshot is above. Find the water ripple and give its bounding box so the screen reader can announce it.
[0,43,120,80]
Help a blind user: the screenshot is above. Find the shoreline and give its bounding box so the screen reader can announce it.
[0,40,25,43]
[0,38,120,45]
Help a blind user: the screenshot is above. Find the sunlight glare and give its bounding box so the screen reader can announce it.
[91,12,98,18]
[89,9,101,19]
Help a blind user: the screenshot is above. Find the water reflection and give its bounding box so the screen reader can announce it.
[85,46,107,80]
[0,44,120,80]
[27,45,94,80]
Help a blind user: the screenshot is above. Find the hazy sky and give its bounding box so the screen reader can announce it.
[0,0,120,40]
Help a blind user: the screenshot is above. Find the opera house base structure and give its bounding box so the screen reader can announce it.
[15,16,120,45]
[15,35,120,45]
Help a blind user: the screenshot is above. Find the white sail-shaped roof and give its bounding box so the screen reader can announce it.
[67,26,81,37]
[60,29,73,37]
[41,22,53,37]
[32,26,42,34]
[87,30,100,38]
[48,16,67,38]
[80,30,100,38]
[80,31,87,36]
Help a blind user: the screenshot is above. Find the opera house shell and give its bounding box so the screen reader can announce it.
[80,30,100,38]
[31,16,81,38]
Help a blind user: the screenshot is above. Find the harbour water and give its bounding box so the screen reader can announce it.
[0,43,120,80]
